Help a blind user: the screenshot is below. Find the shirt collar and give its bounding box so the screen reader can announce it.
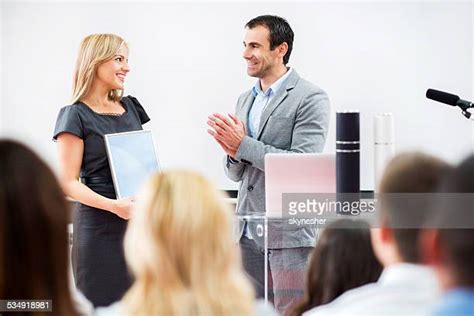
[252,68,293,97]
[378,263,438,286]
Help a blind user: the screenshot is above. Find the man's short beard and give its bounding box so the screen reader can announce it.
[249,63,273,79]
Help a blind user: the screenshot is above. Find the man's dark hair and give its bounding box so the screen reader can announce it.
[433,154,474,287]
[379,152,452,263]
[246,15,294,65]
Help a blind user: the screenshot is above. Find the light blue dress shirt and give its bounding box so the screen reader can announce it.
[432,288,474,316]
[248,68,293,138]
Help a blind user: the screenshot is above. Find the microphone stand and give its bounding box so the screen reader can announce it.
[461,107,474,120]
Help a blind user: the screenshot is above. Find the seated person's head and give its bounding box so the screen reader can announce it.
[422,154,474,289]
[0,140,79,315]
[289,219,383,316]
[373,152,452,267]
[123,170,254,315]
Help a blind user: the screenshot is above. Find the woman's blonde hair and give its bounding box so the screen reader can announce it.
[71,33,127,104]
[123,170,254,316]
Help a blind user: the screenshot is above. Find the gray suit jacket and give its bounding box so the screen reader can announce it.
[224,69,330,248]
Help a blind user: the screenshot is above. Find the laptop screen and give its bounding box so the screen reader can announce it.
[265,153,336,218]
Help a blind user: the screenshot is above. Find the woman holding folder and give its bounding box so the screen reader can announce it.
[53,33,150,307]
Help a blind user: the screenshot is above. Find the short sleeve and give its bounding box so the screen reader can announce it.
[126,95,150,124]
[52,105,84,141]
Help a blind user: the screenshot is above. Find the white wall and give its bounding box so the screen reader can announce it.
[1,1,473,190]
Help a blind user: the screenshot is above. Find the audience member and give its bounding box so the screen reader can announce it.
[0,140,92,316]
[305,152,452,316]
[95,170,276,316]
[289,219,382,316]
[422,154,474,316]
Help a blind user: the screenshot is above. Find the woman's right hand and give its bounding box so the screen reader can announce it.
[111,197,135,220]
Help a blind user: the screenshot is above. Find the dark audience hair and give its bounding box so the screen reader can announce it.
[433,154,474,287]
[289,219,382,316]
[0,140,79,316]
[246,15,294,65]
[378,152,452,263]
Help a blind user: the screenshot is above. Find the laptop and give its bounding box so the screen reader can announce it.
[104,130,160,199]
[265,153,336,218]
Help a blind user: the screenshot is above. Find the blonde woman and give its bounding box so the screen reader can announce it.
[96,170,276,315]
[53,34,150,307]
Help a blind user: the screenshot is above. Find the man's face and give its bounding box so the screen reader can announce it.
[242,25,280,79]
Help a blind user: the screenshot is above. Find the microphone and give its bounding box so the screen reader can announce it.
[426,89,473,118]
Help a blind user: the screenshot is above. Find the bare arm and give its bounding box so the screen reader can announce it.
[57,133,132,219]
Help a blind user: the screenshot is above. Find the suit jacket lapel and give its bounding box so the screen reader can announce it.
[239,93,255,136]
[256,70,299,140]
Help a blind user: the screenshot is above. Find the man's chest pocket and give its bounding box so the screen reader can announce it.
[262,116,294,149]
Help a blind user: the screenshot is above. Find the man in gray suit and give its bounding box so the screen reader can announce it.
[207,15,330,314]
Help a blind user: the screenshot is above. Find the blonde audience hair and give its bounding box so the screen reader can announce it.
[71,33,127,104]
[123,170,255,316]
